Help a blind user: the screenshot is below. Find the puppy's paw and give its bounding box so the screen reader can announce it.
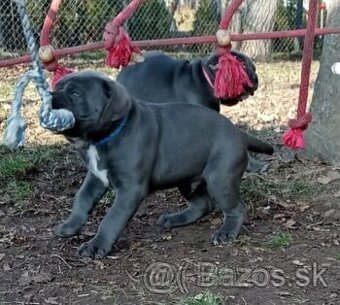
[157,213,174,228]
[246,158,270,174]
[56,215,86,237]
[211,231,238,246]
[77,238,111,259]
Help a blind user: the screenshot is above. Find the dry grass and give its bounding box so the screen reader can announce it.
[221,60,319,131]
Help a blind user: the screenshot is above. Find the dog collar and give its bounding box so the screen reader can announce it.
[94,115,128,146]
[202,65,215,90]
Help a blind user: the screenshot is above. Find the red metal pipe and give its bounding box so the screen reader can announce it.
[1,27,340,69]
[40,0,63,47]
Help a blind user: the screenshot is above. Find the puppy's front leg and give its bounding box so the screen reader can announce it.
[56,171,108,237]
[77,184,146,259]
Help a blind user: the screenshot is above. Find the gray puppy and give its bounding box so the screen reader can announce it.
[52,71,273,259]
[117,50,258,110]
[117,51,265,172]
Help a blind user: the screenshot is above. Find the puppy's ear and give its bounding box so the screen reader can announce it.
[204,54,219,68]
[102,78,132,121]
[230,49,256,72]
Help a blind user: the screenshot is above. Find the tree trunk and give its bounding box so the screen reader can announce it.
[223,0,279,60]
[304,0,340,164]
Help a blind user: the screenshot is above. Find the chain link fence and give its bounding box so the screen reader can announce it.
[0,0,327,61]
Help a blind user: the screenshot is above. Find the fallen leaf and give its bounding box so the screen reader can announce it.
[23,293,33,300]
[274,213,286,220]
[129,240,142,251]
[210,218,222,226]
[19,271,30,286]
[317,175,332,185]
[162,234,172,241]
[3,263,11,271]
[333,191,340,198]
[32,271,54,283]
[297,202,310,212]
[276,291,293,296]
[44,297,59,305]
[323,209,336,218]
[326,170,340,181]
[0,254,5,261]
[249,257,263,263]
[292,259,304,266]
[330,293,338,299]
[19,271,54,286]
[93,260,106,270]
[158,192,166,199]
[277,201,291,209]
[284,219,297,229]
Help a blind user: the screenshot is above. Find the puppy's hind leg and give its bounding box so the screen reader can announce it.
[157,182,215,228]
[57,171,108,237]
[205,154,247,245]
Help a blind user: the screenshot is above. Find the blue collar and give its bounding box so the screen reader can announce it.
[94,115,128,146]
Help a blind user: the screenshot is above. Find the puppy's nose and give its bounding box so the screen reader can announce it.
[51,91,66,110]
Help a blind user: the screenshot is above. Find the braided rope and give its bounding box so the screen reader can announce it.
[282,0,318,149]
[3,0,75,150]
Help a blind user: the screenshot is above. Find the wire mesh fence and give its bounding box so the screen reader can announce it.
[0,0,327,61]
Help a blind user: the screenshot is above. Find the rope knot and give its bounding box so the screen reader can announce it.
[213,29,252,100]
[288,112,312,130]
[104,26,141,69]
[216,29,231,47]
[39,45,58,71]
[282,113,313,150]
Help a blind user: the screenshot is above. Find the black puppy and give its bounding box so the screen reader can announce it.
[117,50,258,110]
[117,51,265,172]
[52,71,273,259]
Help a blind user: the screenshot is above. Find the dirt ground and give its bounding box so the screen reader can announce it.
[0,59,339,305]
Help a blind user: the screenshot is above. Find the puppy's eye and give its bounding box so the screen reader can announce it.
[71,91,81,97]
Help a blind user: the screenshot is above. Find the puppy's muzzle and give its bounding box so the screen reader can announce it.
[51,91,71,110]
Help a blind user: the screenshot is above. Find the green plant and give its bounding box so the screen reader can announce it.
[241,175,320,204]
[56,0,123,47]
[127,0,172,41]
[336,252,340,261]
[0,146,61,179]
[191,0,219,53]
[269,232,292,248]
[0,180,33,211]
[101,189,116,207]
[179,292,222,305]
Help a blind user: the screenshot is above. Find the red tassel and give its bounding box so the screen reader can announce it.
[105,29,140,69]
[214,52,253,99]
[282,128,305,150]
[51,65,74,89]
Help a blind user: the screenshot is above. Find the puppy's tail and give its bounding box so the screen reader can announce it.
[242,131,274,155]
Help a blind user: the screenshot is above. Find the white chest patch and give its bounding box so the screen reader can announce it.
[87,145,109,187]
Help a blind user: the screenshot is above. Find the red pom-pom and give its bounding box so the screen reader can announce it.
[214,52,253,99]
[51,65,74,89]
[105,28,140,68]
[282,128,305,150]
